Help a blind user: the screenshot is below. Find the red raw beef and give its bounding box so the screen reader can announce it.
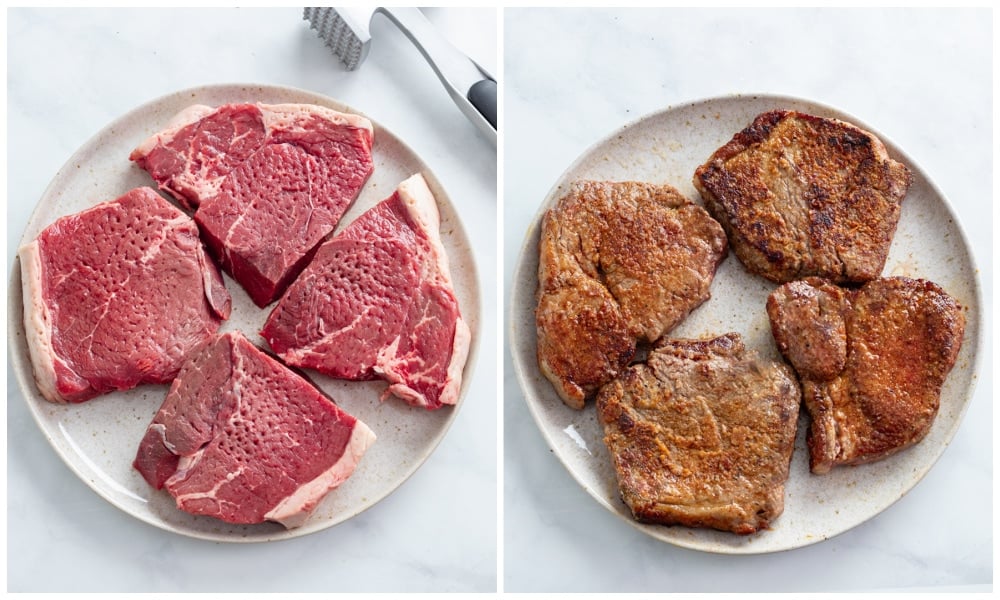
[261,174,471,410]
[130,102,375,306]
[19,187,230,404]
[134,331,376,528]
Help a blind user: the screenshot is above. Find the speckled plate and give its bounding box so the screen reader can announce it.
[508,93,982,554]
[8,83,480,542]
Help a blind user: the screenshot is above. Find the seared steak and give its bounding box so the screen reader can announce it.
[694,110,911,283]
[767,277,965,474]
[596,334,800,535]
[536,180,728,409]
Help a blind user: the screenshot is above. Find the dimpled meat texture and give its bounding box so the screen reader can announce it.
[536,180,728,409]
[596,334,800,535]
[767,277,965,474]
[261,174,471,410]
[694,110,911,283]
[134,331,376,528]
[130,102,375,306]
[19,187,231,404]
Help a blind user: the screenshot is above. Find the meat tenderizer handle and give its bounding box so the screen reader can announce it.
[376,7,496,146]
[468,79,497,129]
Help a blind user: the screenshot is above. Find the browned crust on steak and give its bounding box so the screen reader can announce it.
[536,181,728,409]
[596,334,800,534]
[767,277,965,474]
[694,110,912,283]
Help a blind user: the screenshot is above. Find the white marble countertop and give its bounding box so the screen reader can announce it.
[7,7,496,593]
[503,8,991,593]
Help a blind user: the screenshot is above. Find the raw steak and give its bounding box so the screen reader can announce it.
[261,173,471,410]
[536,180,728,409]
[130,102,375,306]
[596,334,800,534]
[134,331,376,528]
[19,187,231,404]
[694,110,911,283]
[767,276,965,474]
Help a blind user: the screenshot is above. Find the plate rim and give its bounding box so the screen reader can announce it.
[508,91,984,554]
[8,81,482,543]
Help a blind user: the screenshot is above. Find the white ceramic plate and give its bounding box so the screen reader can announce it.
[509,93,982,554]
[8,83,480,542]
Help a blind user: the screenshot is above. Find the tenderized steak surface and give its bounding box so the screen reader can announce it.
[767,276,965,474]
[261,173,471,410]
[130,102,375,306]
[19,187,231,404]
[596,334,800,535]
[693,110,911,283]
[536,180,728,409]
[134,331,376,529]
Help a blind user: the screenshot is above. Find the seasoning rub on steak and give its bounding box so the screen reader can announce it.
[134,331,375,528]
[597,334,800,535]
[767,276,965,474]
[130,102,375,306]
[19,187,231,404]
[536,180,728,409]
[694,110,911,284]
[261,173,471,410]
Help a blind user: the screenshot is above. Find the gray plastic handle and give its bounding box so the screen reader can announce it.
[468,79,497,129]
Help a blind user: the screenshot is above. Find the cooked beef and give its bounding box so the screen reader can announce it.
[536,180,728,409]
[596,334,800,535]
[261,174,471,410]
[134,331,376,528]
[131,102,375,306]
[693,110,911,283]
[19,187,230,403]
[767,276,965,474]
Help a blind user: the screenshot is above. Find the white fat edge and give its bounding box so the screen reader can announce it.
[264,419,377,529]
[131,104,216,158]
[397,174,455,287]
[439,317,471,406]
[18,240,66,403]
[258,103,373,140]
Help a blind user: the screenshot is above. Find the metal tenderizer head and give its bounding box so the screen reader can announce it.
[303,7,373,71]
